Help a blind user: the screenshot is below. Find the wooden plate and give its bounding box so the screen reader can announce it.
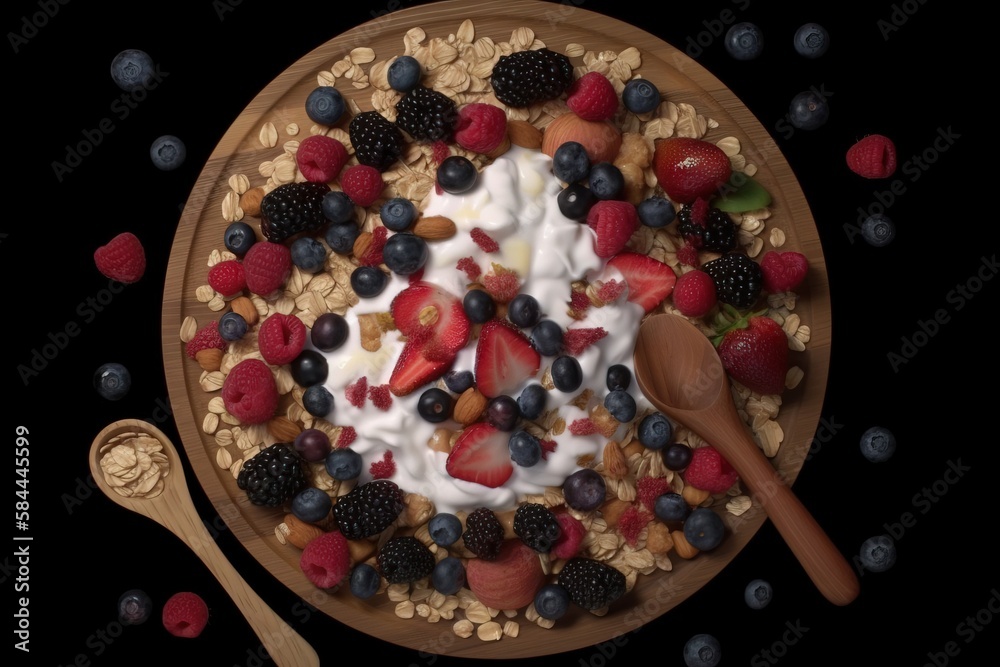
[162,0,831,658]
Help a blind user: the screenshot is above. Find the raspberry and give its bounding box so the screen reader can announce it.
[335,426,357,448]
[569,290,591,319]
[671,269,717,318]
[369,450,395,479]
[296,134,349,183]
[676,242,700,268]
[456,257,481,281]
[566,71,620,122]
[341,164,384,207]
[482,265,520,302]
[562,327,607,355]
[368,384,392,411]
[358,225,388,266]
[94,232,146,284]
[540,438,557,460]
[207,259,246,298]
[299,531,351,589]
[550,511,586,559]
[569,418,599,436]
[242,241,291,297]
[684,446,739,493]
[759,250,809,293]
[257,313,307,365]
[470,228,499,252]
[221,358,280,425]
[431,139,450,164]
[596,279,626,304]
[454,103,507,154]
[185,321,227,359]
[345,376,368,408]
[846,134,897,179]
[161,592,209,638]
[587,200,638,258]
[617,505,650,546]
[636,476,671,512]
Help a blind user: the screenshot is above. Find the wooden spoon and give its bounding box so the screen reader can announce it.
[633,314,859,606]
[89,419,320,666]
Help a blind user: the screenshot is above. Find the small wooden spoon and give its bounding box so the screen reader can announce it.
[89,419,319,666]
[633,314,859,606]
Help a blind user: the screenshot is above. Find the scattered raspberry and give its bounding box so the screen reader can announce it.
[257,313,307,365]
[335,426,357,448]
[846,133,897,179]
[569,418,599,436]
[684,446,739,493]
[358,225,388,266]
[456,257,481,281]
[676,242,700,267]
[540,438,557,460]
[369,450,396,479]
[550,511,586,559]
[454,103,507,153]
[671,269,717,318]
[759,250,809,293]
[569,290,591,319]
[636,476,671,513]
[185,321,227,359]
[565,71,619,122]
[482,264,520,302]
[432,139,451,164]
[368,384,393,411]
[94,231,146,284]
[161,592,209,638]
[562,327,608,355]
[221,358,280,425]
[596,279,626,304]
[470,228,499,252]
[689,197,710,226]
[341,164,384,207]
[587,200,639,258]
[242,241,292,297]
[345,376,368,408]
[295,134,349,183]
[299,530,351,589]
[617,505,650,546]
[207,260,246,298]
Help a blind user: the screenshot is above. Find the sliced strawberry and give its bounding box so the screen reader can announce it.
[388,339,452,396]
[445,422,514,488]
[390,281,470,360]
[605,251,677,313]
[474,319,541,398]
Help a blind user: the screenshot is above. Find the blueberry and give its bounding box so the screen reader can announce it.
[661,443,692,470]
[443,369,475,394]
[326,448,363,481]
[551,356,582,392]
[552,141,590,183]
[683,633,722,667]
[487,395,520,431]
[605,364,631,391]
[382,232,428,275]
[508,430,542,467]
[859,535,896,573]
[638,412,673,449]
[860,425,896,462]
[379,197,417,231]
[418,387,453,423]
[94,362,131,401]
[604,389,636,422]
[507,293,542,328]
[788,90,830,130]
[291,487,332,523]
[431,556,466,595]
[387,55,422,93]
[530,319,563,356]
[437,155,477,193]
[351,266,388,297]
[349,563,381,599]
[562,468,606,511]
[861,214,896,247]
[557,182,595,220]
[305,86,345,125]
[744,579,773,610]
[622,78,660,114]
[290,236,328,273]
[117,589,153,625]
[224,221,257,257]
[534,583,571,620]
[637,196,676,228]
[293,428,332,462]
[654,493,690,522]
[463,288,496,323]
[587,162,624,200]
[725,22,764,60]
[303,385,334,418]
[149,135,186,171]
[110,49,155,92]
[428,513,463,546]
[516,384,547,420]
[793,22,830,59]
[311,312,349,351]
[322,190,355,224]
[219,311,248,341]
[325,222,360,255]
[290,349,329,387]
[683,508,726,551]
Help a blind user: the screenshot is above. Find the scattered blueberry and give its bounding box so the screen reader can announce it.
[311,312,349,351]
[563,468,606,511]
[303,384,334,418]
[326,448,363,481]
[622,78,660,114]
[463,288,497,323]
[587,162,624,200]
[507,293,542,328]
[117,589,153,625]
[219,311,248,341]
[557,182,595,220]
[637,196,676,228]
[516,384,547,420]
[744,579,773,610]
[551,356,583,392]
[725,22,764,60]
[431,556,466,595]
[94,362,131,401]
[379,197,417,231]
[291,486,332,523]
[684,508,726,551]
[859,535,896,573]
[417,387,453,423]
[290,236,328,273]
[387,55,422,93]
[604,389,636,422]
[859,425,896,462]
[110,49,155,92]
[788,90,830,130]
[149,135,186,171]
[534,583,571,620]
[683,633,722,667]
[322,190,355,224]
[382,232,428,275]
[861,213,896,247]
[325,222,360,255]
[552,141,591,183]
[605,364,632,391]
[349,563,381,599]
[530,319,563,356]
[638,412,673,449]
[654,493,690,523]
[443,369,475,394]
[793,22,830,59]
[351,266,388,297]
[437,155,477,193]
[305,86,345,125]
[487,395,521,431]
[427,512,463,546]
[224,221,257,257]
[290,349,328,387]
[508,430,542,467]
[661,442,692,471]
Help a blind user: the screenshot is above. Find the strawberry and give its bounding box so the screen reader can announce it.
[714,311,788,395]
[207,259,246,298]
[652,137,732,204]
[390,282,470,360]
[565,71,619,122]
[683,446,739,493]
[340,164,384,207]
[445,422,514,488]
[388,339,452,396]
[759,250,809,293]
[94,232,146,284]
[846,134,897,179]
[242,241,291,297]
[295,134,349,183]
[586,200,638,258]
[465,539,545,609]
[474,319,541,398]
[454,103,507,154]
[671,269,717,317]
[605,251,677,313]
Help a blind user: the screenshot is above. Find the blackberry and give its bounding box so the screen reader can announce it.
[260,181,331,243]
[236,444,307,507]
[377,536,436,584]
[513,503,562,553]
[490,48,573,108]
[331,479,405,539]
[702,253,763,309]
[349,111,404,171]
[677,205,738,252]
[557,557,627,611]
[462,507,505,560]
[394,86,459,142]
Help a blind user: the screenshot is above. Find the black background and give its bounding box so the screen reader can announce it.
[6,0,995,665]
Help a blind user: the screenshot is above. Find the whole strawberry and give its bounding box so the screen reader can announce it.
[714,310,788,395]
[652,137,732,204]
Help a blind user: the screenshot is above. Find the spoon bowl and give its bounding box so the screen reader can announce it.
[633,313,859,606]
[89,419,319,666]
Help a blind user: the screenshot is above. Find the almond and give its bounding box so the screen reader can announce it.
[484,134,512,159]
[682,484,711,507]
[507,120,542,149]
[279,514,325,549]
[599,497,632,528]
[239,186,265,217]
[602,440,629,480]
[195,348,223,371]
[645,522,675,554]
[453,388,487,425]
[230,296,259,326]
[671,529,700,559]
[357,313,383,352]
[541,112,622,164]
[413,215,457,240]
[267,416,301,442]
[353,231,373,259]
